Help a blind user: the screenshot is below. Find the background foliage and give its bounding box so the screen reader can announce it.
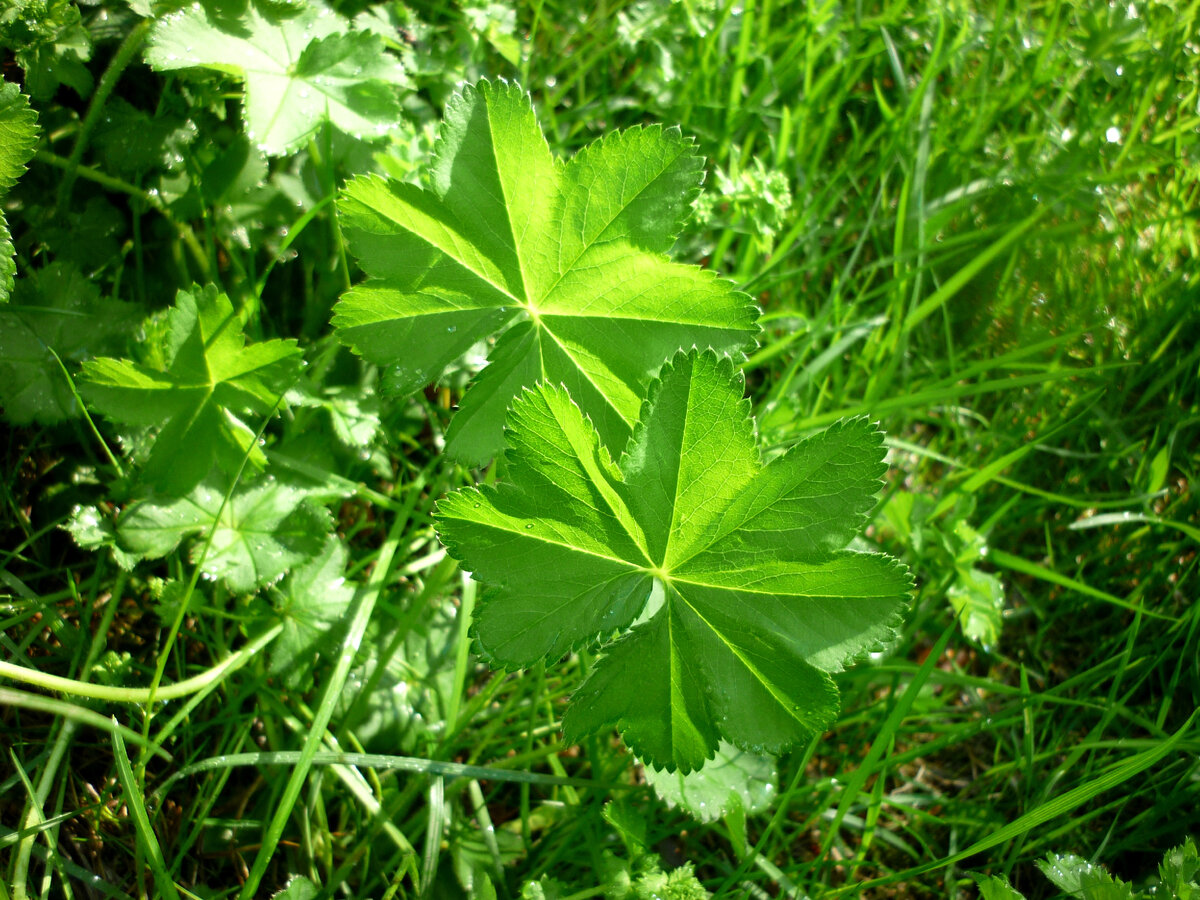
[1,0,1198,897]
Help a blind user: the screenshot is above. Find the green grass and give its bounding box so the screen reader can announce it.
[2,0,1199,897]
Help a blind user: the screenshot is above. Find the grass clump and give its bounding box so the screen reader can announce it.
[2,0,1198,897]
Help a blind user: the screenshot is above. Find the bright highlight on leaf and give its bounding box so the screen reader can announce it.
[81,284,303,494]
[334,79,760,463]
[146,2,406,156]
[436,349,912,772]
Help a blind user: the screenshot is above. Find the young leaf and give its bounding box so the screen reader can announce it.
[272,876,320,900]
[436,349,911,772]
[973,875,1027,900]
[146,2,406,156]
[0,82,39,303]
[287,379,382,447]
[1037,853,1134,900]
[947,566,1004,647]
[334,79,760,463]
[80,285,303,494]
[64,504,139,571]
[946,517,1005,647]
[115,477,330,593]
[1159,838,1199,898]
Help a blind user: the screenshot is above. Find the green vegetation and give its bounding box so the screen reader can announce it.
[2,0,1198,897]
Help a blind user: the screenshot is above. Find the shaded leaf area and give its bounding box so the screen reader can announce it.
[329,601,461,754]
[334,79,760,463]
[146,0,406,155]
[437,349,911,771]
[91,97,197,179]
[268,536,356,688]
[526,800,713,898]
[80,476,331,594]
[81,284,303,494]
[644,741,776,823]
[286,378,382,447]
[0,263,139,423]
[523,862,710,900]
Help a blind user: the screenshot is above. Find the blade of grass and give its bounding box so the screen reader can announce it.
[8,751,43,900]
[0,623,283,703]
[0,689,170,761]
[1069,511,1200,544]
[830,709,1199,893]
[12,570,125,900]
[238,503,408,899]
[989,550,1178,622]
[780,366,1115,433]
[820,618,958,857]
[902,205,1049,333]
[421,775,446,896]
[146,749,598,795]
[111,727,181,900]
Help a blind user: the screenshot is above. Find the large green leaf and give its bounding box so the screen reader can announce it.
[0,82,39,303]
[436,350,911,771]
[146,1,406,156]
[334,80,760,463]
[81,284,303,494]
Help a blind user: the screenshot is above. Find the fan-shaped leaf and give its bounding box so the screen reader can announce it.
[436,349,911,771]
[334,80,759,463]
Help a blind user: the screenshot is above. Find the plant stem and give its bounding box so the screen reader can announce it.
[56,18,153,210]
[10,572,125,899]
[0,625,282,703]
[36,149,213,280]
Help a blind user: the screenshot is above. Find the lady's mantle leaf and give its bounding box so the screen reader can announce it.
[436,349,912,772]
[115,477,330,594]
[644,740,776,823]
[0,82,39,303]
[80,285,303,495]
[269,537,355,687]
[334,79,760,463]
[146,2,405,156]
